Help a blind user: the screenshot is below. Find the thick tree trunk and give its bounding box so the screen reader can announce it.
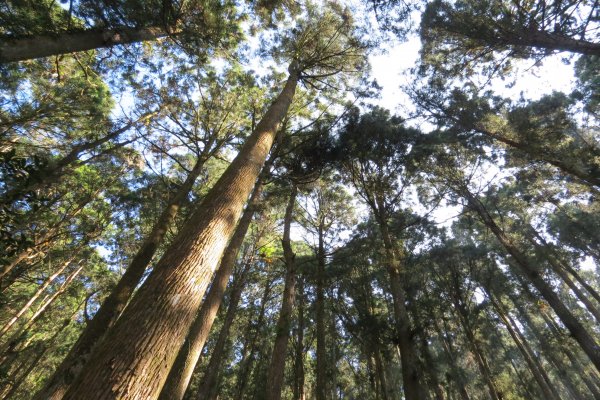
[61,67,298,400]
[461,188,600,372]
[316,224,327,400]
[159,180,263,400]
[0,26,171,63]
[35,155,208,400]
[266,185,298,400]
[195,262,251,400]
[503,27,600,57]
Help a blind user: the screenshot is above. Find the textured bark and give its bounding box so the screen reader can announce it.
[35,155,208,400]
[159,180,263,400]
[266,185,298,400]
[315,223,327,400]
[500,27,600,57]
[195,261,251,400]
[0,26,170,63]
[462,188,600,372]
[61,67,298,400]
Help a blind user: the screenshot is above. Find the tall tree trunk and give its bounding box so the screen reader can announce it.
[488,293,560,400]
[0,257,74,337]
[35,154,208,400]
[375,211,425,400]
[433,316,471,400]
[460,187,600,372]
[266,184,298,400]
[61,66,299,400]
[0,26,172,63]
[293,276,306,400]
[316,223,327,400]
[235,278,273,400]
[195,261,251,400]
[373,349,389,400]
[159,180,263,400]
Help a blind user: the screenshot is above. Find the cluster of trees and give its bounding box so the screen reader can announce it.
[0,0,598,399]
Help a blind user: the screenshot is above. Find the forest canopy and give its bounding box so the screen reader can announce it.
[0,1,599,399]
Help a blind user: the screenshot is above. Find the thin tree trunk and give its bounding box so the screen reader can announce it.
[373,349,389,400]
[488,293,560,400]
[61,66,299,400]
[195,261,251,400]
[433,317,470,400]
[316,223,327,400]
[458,186,600,372]
[235,278,273,400]
[159,180,263,400]
[266,184,298,400]
[0,257,74,337]
[35,154,209,400]
[293,276,306,400]
[0,26,172,63]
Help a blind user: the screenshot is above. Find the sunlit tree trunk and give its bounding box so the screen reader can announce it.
[61,66,299,400]
[159,179,263,400]
[0,27,172,63]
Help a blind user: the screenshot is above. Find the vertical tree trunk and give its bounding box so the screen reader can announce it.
[61,67,299,400]
[373,349,389,400]
[235,278,273,400]
[433,317,471,400]
[0,26,172,63]
[375,213,425,400]
[293,276,306,400]
[35,155,209,400]
[266,184,298,400]
[195,261,251,400]
[316,223,327,400]
[461,188,600,372]
[159,179,263,400]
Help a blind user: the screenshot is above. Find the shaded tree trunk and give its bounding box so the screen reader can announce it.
[0,26,172,63]
[460,187,600,372]
[159,179,263,400]
[195,261,251,400]
[316,223,327,400]
[293,276,306,400]
[61,66,299,400]
[266,184,298,400]
[234,278,273,400]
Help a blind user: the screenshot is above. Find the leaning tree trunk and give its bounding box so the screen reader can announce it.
[461,187,600,372]
[266,185,298,400]
[61,65,299,400]
[158,179,263,400]
[194,261,251,400]
[35,154,209,400]
[0,26,172,63]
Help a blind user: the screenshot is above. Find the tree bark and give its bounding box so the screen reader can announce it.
[266,184,298,400]
[35,154,208,400]
[159,180,263,400]
[61,66,298,400]
[293,276,306,400]
[195,261,251,400]
[0,26,171,63]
